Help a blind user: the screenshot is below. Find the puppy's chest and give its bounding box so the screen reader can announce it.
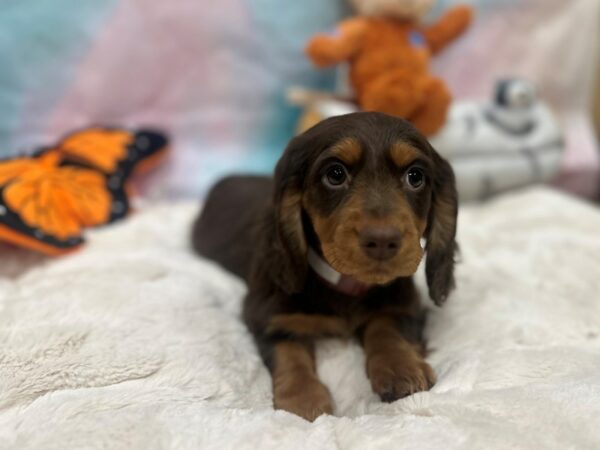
[295,278,418,332]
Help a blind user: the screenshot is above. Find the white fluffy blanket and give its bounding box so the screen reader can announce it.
[1,188,600,449]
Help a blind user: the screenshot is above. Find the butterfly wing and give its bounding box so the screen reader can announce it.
[5,166,112,237]
[57,127,168,178]
[0,157,118,255]
[57,128,133,173]
[56,127,168,225]
[0,158,40,186]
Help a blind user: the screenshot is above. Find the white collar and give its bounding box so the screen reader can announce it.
[307,248,372,296]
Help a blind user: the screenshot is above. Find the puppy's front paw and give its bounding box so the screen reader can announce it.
[367,353,436,402]
[274,376,333,422]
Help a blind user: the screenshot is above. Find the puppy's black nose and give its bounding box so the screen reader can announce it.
[359,226,401,261]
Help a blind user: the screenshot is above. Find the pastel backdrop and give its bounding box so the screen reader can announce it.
[0,0,598,198]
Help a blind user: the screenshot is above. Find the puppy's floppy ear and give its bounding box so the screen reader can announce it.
[266,113,359,293]
[271,185,307,294]
[267,137,310,294]
[424,148,458,306]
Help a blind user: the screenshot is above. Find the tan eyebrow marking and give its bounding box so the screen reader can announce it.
[390,142,420,168]
[330,137,363,166]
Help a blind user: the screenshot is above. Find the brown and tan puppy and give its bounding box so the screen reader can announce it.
[192,112,458,421]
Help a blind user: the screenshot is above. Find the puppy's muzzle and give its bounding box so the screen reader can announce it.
[359,226,402,261]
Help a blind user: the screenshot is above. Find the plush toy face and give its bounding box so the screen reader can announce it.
[349,0,435,19]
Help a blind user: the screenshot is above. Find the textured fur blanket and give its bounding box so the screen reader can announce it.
[1,188,599,449]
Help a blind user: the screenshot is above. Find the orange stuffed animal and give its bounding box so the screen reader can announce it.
[306,0,473,135]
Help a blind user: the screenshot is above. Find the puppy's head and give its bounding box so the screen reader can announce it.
[272,112,457,305]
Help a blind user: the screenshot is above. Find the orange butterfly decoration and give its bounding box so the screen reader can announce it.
[0,128,168,255]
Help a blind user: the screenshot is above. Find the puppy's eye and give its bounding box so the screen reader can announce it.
[405,167,425,190]
[323,163,349,188]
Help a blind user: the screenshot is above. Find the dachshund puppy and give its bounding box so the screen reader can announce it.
[192,112,457,421]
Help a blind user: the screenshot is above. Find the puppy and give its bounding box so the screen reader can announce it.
[192,112,457,421]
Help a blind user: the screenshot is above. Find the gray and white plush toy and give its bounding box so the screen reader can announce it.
[429,79,564,201]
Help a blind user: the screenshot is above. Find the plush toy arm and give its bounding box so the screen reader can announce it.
[305,18,367,68]
[423,5,473,54]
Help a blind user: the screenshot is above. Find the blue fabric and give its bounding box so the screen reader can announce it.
[0,0,117,151]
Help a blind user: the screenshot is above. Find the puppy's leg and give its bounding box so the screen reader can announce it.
[271,340,333,421]
[361,316,436,402]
